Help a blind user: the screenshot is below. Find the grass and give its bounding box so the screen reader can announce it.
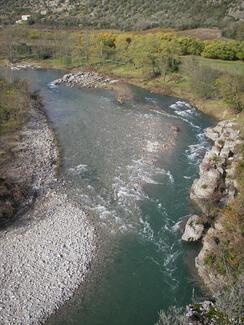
[0,79,30,134]
[15,55,243,121]
[95,59,243,120]
[193,56,244,76]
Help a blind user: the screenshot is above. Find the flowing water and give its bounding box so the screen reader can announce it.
[1,68,214,325]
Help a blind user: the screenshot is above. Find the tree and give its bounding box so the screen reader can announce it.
[184,57,219,98]
[216,74,244,113]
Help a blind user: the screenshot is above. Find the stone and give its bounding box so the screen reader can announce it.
[191,169,220,201]
[205,127,219,142]
[50,71,118,89]
[182,215,205,242]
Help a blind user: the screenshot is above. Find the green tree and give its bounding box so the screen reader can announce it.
[216,74,244,113]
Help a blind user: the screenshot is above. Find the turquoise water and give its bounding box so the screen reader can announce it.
[2,68,214,325]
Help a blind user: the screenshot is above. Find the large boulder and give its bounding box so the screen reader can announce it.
[182,215,205,242]
[190,168,220,201]
[204,127,220,142]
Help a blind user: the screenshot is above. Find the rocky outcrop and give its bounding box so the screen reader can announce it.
[190,120,242,214]
[51,71,118,89]
[182,215,205,242]
[195,221,228,293]
[190,120,243,292]
[186,300,216,324]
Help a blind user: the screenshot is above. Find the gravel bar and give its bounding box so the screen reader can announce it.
[0,102,96,324]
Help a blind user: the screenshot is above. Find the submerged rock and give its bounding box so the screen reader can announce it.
[182,215,205,242]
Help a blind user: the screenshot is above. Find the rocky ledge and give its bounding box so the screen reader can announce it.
[182,214,206,242]
[182,120,243,291]
[191,120,242,214]
[51,71,118,89]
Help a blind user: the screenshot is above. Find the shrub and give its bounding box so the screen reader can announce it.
[175,37,204,56]
[0,79,30,133]
[202,40,240,61]
[156,306,188,325]
[184,58,220,98]
[216,74,244,113]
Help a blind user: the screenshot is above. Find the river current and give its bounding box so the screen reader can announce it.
[2,68,213,325]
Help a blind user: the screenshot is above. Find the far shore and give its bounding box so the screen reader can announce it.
[2,58,239,122]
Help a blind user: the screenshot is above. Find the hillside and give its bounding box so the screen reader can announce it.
[0,0,243,33]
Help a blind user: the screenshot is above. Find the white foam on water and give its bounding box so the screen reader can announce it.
[183,176,192,179]
[152,109,176,119]
[175,109,195,118]
[145,96,158,104]
[152,107,201,130]
[185,131,209,164]
[68,164,88,175]
[48,82,58,89]
[91,205,112,219]
[168,101,202,131]
[164,247,180,269]
[139,217,154,241]
[170,100,196,113]
[172,220,182,232]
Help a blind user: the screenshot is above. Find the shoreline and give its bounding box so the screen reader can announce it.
[0,96,97,324]
[5,60,236,121]
[182,119,243,293]
[0,63,242,324]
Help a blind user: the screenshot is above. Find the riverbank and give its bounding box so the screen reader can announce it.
[1,64,242,324]
[0,86,97,324]
[4,56,244,121]
[0,89,57,227]
[182,119,243,293]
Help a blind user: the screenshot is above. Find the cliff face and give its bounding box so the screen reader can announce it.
[189,120,243,292]
[0,0,243,30]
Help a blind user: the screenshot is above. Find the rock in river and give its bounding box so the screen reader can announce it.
[182,215,205,242]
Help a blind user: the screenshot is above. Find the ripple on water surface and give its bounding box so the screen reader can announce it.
[1,68,213,325]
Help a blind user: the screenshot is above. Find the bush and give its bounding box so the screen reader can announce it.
[175,37,204,56]
[184,58,220,98]
[221,21,244,40]
[0,79,30,133]
[202,40,242,61]
[156,280,244,325]
[216,74,244,113]
[156,306,188,325]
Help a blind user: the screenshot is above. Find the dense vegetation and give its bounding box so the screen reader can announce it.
[0,78,32,226]
[1,26,243,114]
[0,0,243,37]
[0,78,30,134]
[1,27,243,65]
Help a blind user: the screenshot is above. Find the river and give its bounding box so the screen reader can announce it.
[2,68,214,325]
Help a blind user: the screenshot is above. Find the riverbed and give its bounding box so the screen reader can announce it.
[1,68,214,325]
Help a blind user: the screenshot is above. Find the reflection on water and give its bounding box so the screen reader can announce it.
[1,67,214,325]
